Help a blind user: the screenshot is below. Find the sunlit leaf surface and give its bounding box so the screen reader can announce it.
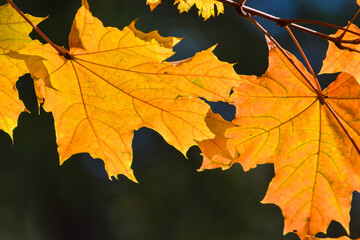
[198,40,360,240]
[20,0,238,180]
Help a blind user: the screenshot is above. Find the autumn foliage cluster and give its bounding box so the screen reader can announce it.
[2,0,360,239]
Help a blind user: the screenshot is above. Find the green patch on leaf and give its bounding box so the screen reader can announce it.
[193,78,204,88]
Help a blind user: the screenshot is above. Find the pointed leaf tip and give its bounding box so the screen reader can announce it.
[81,0,90,9]
[146,0,161,11]
[265,36,276,51]
[320,23,360,84]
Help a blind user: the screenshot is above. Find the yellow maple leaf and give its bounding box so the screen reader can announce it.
[146,0,224,20]
[20,0,238,180]
[175,0,224,19]
[198,40,360,239]
[0,3,44,137]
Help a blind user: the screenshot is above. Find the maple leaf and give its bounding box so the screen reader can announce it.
[146,0,161,11]
[19,0,238,180]
[320,24,360,83]
[176,0,224,19]
[196,109,234,171]
[198,40,360,239]
[0,3,44,137]
[146,0,224,20]
[308,237,359,240]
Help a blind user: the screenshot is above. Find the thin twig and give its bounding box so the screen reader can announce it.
[323,101,360,156]
[339,7,360,39]
[286,18,360,38]
[246,16,321,95]
[6,0,68,56]
[285,26,321,92]
[218,0,360,156]
[216,0,360,48]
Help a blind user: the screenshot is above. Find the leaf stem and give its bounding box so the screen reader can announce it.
[6,0,68,56]
[339,7,360,40]
[323,101,360,156]
[284,26,321,91]
[217,0,360,156]
[246,16,321,96]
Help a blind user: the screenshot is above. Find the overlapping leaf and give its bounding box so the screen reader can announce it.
[320,24,360,83]
[146,0,224,19]
[0,3,44,137]
[198,40,360,239]
[196,109,234,171]
[20,0,239,180]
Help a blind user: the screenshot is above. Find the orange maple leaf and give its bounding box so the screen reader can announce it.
[146,0,224,20]
[19,0,239,180]
[0,3,44,137]
[308,237,360,240]
[320,24,360,83]
[198,40,360,239]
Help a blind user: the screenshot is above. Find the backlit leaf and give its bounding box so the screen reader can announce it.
[0,3,44,137]
[320,24,360,83]
[174,0,224,19]
[20,0,239,180]
[146,0,224,20]
[198,40,360,239]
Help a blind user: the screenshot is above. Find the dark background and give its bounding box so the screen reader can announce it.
[0,0,360,239]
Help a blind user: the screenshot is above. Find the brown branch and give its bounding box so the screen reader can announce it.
[339,8,360,40]
[286,18,360,37]
[216,0,360,49]
[217,0,360,156]
[6,0,68,57]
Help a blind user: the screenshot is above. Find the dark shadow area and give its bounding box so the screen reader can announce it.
[205,100,236,122]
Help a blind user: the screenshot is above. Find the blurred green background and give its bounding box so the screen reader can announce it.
[0,0,360,239]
